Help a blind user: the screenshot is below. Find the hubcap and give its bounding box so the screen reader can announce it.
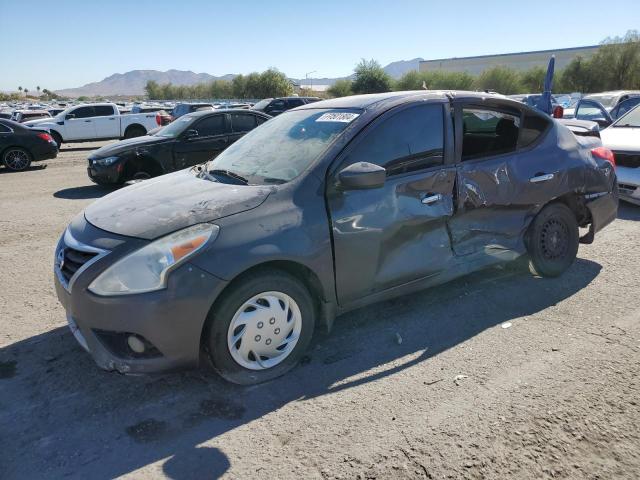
[227,291,302,370]
[5,149,29,170]
[540,218,569,260]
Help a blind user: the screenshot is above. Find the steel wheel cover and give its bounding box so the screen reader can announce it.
[227,291,302,370]
[5,149,29,170]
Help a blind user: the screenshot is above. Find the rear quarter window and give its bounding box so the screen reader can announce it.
[518,112,551,148]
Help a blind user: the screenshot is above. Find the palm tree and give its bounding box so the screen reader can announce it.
[24,88,29,96]
[18,86,22,95]
[37,86,41,95]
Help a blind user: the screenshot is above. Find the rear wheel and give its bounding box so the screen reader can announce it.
[206,270,315,385]
[3,147,32,171]
[527,203,579,277]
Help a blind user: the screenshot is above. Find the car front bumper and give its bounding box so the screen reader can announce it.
[616,166,640,206]
[87,161,122,185]
[53,224,228,374]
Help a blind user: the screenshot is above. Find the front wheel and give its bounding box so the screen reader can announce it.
[527,203,579,277]
[3,147,32,171]
[206,270,315,385]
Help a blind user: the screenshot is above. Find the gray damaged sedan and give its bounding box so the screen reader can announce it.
[54,91,618,384]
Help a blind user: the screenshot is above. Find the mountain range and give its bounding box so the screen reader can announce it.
[54,58,424,97]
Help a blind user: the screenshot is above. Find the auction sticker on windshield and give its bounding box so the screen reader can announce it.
[316,112,360,123]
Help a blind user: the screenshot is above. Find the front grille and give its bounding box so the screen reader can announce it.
[60,248,98,284]
[613,152,640,168]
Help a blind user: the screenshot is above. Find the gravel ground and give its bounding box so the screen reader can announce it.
[0,142,639,479]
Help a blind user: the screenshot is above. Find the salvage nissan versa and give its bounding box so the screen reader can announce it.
[54,91,618,384]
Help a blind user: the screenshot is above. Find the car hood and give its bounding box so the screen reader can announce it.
[84,169,272,240]
[90,135,171,158]
[23,117,56,126]
[600,127,640,151]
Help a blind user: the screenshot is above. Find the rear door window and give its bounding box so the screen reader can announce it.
[461,108,520,160]
[345,104,445,175]
[93,105,115,116]
[230,113,257,133]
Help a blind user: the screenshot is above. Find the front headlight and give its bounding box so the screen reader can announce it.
[93,156,120,166]
[88,223,219,296]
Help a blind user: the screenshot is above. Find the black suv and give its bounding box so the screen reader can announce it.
[171,103,215,120]
[251,96,320,116]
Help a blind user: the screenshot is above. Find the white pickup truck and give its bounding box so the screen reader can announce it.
[24,103,162,147]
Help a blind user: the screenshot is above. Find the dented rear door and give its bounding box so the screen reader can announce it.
[449,101,569,257]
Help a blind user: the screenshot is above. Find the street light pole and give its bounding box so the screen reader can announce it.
[305,70,317,93]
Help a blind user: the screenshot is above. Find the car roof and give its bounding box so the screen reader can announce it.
[0,118,28,130]
[182,109,270,119]
[297,90,512,110]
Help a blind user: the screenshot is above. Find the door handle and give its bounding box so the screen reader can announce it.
[84,120,91,123]
[108,118,115,120]
[529,173,554,183]
[421,193,443,205]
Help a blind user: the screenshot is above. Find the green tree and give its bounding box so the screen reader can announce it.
[327,79,353,97]
[18,86,22,95]
[475,66,523,94]
[351,59,392,94]
[145,80,160,99]
[257,68,293,98]
[232,74,247,98]
[519,66,546,92]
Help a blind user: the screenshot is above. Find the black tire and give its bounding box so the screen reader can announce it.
[50,131,63,148]
[527,203,579,278]
[206,270,315,385]
[2,147,32,171]
[124,126,146,139]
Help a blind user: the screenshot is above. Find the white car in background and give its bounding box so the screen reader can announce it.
[600,105,640,206]
[23,103,162,147]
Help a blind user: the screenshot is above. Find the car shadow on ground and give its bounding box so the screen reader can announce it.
[0,258,602,479]
[53,184,114,200]
[617,202,640,221]
[0,164,47,175]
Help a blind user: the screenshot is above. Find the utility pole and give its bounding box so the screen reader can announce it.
[305,71,317,93]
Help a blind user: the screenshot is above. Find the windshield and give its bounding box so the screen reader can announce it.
[614,104,640,127]
[205,108,361,184]
[154,115,197,138]
[252,98,272,110]
[585,94,617,108]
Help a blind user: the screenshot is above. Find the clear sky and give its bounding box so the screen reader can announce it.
[1,0,639,91]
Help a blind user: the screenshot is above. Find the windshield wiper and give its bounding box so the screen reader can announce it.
[615,123,639,128]
[208,169,249,185]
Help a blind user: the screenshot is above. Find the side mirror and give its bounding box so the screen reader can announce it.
[185,129,199,139]
[65,113,76,120]
[338,162,386,190]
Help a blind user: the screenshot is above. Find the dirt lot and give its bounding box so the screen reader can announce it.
[1,142,639,479]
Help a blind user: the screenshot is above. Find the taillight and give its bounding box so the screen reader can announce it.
[37,132,53,142]
[155,113,162,126]
[552,105,564,118]
[591,147,615,168]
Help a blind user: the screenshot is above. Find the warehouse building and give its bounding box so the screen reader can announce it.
[419,45,600,75]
